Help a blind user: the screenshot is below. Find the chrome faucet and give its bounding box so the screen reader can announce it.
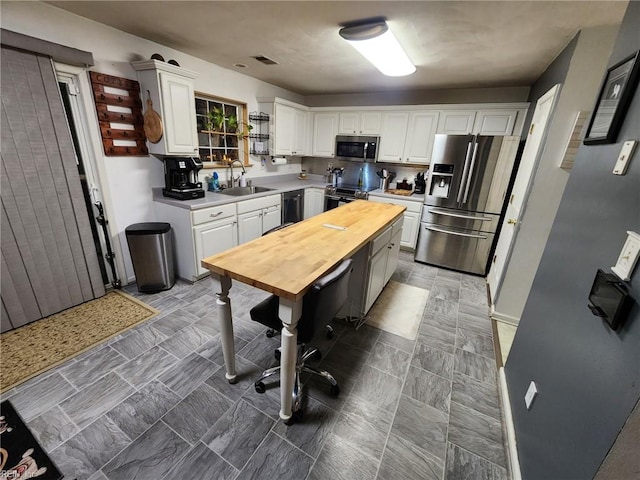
[227,159,246,187]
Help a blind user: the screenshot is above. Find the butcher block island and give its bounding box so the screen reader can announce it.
[201,200,405,422]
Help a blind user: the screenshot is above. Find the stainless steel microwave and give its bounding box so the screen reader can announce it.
[335,135,379,162]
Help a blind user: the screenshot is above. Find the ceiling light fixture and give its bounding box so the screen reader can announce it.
[339,20,416,77]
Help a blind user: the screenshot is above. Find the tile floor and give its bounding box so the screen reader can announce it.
[3,251,509,480]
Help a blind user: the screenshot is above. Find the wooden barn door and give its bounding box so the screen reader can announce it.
[1,46,105,332]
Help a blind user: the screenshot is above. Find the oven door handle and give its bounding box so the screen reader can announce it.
[427,208,492,222]
[425,225,487,239]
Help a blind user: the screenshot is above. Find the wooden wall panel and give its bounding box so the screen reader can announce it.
[89,71,148,156]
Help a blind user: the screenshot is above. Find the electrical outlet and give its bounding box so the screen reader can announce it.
[525,381,538,410]
[613,140,637,175]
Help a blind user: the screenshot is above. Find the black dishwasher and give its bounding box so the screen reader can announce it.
[282,189,304,223]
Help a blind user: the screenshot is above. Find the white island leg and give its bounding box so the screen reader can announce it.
[211,273,237,384]
[277,297,303,422]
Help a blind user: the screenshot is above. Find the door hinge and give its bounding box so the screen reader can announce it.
[493,255,497,263]
[510,194,515,204]
[529,124,535,135]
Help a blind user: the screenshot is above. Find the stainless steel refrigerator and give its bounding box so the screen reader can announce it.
[414,134,515,275]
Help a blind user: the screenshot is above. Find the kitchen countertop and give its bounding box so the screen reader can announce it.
[201,199,405,301]
[369,189,425,203]
[153,173,425,210]
[152,174,327,210]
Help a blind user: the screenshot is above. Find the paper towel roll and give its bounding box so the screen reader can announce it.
[271,157,287,165]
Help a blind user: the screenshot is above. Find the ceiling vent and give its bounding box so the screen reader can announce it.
[251,55,279,65]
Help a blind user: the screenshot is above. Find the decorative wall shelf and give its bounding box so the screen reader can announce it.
[248,112,270,156]
[249,113,270,122]
[89,71,148,156]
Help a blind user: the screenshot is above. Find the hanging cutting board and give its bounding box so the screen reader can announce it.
[143,93,163,143]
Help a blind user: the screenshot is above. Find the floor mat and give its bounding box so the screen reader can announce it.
[0,290,158,392]
[366,281,430,340]
[0,400,63,479]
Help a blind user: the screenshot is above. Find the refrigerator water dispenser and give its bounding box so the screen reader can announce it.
[428,164,455,198]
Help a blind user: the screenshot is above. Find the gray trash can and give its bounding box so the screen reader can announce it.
[125,222,175,293]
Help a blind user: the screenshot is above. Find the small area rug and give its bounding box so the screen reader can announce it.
[0,290,159,392]
[366,281,430,340]
[0,400,63,479]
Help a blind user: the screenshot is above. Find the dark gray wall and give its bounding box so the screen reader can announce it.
[520,33,578,136]
[505,3,640,479]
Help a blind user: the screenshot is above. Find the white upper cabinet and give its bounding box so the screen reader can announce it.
[378,112,409,162]
[338,112,359,135]
[273,103,295,156]
[437,108,522,135]
[293,107,309,156]
[257,98,309,156]
[379,111,437,165]
[473,109,519,136]
[312,112,339,157]
[338,111,382,135]
[361,112,382,135]
[437,110,476,135]
[404,111,439,164]
[132,60,199,156]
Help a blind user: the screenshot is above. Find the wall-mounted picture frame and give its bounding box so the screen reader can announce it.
[584,50,640,145]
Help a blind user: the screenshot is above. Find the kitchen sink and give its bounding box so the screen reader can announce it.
[218,186,275,196]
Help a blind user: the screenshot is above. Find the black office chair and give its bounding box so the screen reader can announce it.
[249,258,353,423]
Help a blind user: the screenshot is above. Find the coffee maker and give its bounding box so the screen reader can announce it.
[414,171,427,194]
[162,156,205,200]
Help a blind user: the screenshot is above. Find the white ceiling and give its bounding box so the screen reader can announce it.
[48,1,627,96]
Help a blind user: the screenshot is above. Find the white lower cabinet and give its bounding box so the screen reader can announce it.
[155,202,238,281]
[340,216,404,319]
[385,229,402,284]
[194,217,238,277]
[364,217,403,313]
[365,241,390,313]
[304,188,325,219]
[369,195,422,249]
[237,194,282,244]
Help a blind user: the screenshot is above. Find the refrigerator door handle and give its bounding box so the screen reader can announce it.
[425,224,488,239]
[456,142,474,203]
[427,208,493,222]
[462,141,479,204]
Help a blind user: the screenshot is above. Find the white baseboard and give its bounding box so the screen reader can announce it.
[491,307,520,326]
[499,367,522,480]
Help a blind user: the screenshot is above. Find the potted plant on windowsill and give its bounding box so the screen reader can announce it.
[205,106,226,133]
[227,113,253,140]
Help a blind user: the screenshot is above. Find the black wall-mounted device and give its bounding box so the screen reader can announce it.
[588,269,634,330]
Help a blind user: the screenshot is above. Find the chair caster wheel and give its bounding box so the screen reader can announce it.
[284,409,303,426]
[266,329,277,338]
[255,382,266,394]
[330,384,340,397]
[326,326,334,339]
